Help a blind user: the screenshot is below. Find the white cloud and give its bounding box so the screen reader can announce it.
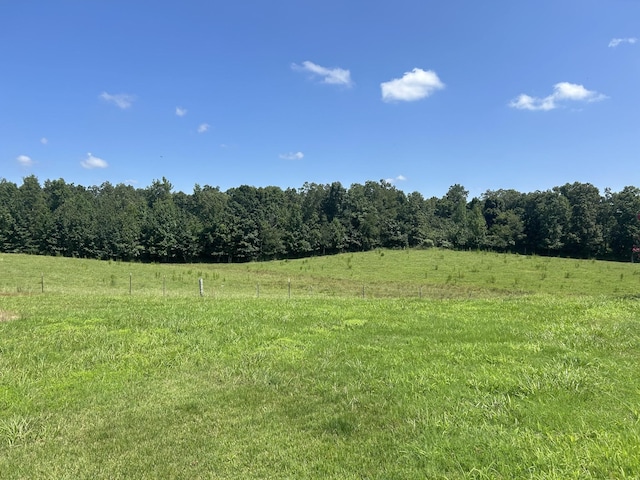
[509,94,554,111]
[99,92,135,109]
[509,82,607,111]
[279,152,304,160]
[292,61,353,87]
[608,37,637,48]
[81,152,108,169]
[197,123,210,133]
[385,175,407,184]
[17,155,34,167]
[40,137,48,145]
[381,68,445,102]
[553,82,601,101]
[176,107,187,117]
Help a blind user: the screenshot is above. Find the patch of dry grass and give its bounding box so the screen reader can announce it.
[0,310,19,322]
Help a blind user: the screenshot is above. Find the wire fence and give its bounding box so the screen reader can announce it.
[0,271,477,300]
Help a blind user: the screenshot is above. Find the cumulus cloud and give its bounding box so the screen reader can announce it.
[81,152,108,169]
[40,137,48,145]
[292,61,353,87]
[381,68,445,102]
[17,155,34,167]
[99,92,136,109]
[176,107,187,117]
[385,175,407,184]
[509,82,607,111]
[197,123,210,133]
[279,152,304,160]
[608,37,637,48]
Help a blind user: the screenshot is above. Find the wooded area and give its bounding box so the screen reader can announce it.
[1,176,639,263]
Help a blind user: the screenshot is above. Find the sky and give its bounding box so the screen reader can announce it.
[1,0,639,199]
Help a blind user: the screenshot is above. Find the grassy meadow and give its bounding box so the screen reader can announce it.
[1,250,639,478]
[3,248,640,298]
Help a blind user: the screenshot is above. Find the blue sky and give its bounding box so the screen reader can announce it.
[1,1,639,199]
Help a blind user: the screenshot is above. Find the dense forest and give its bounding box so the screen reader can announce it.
[1,175,639,263]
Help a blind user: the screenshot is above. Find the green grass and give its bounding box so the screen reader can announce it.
[1,250,640,478]
[3,249,640,298]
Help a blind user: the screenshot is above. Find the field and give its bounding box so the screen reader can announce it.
[1,250,639,478]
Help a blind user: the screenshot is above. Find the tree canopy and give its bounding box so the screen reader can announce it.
[1,176,639,263]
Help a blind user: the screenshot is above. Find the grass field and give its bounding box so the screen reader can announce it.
[3,249,640,298]
[1,250,639,478]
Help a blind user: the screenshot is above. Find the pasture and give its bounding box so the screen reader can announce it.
[1,250,639,478]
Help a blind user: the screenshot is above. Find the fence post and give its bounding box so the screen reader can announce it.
[199,278,204,297]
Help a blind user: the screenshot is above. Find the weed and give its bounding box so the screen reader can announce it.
[0,416,32,447]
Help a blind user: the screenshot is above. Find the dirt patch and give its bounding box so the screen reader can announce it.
[0,311,19,322]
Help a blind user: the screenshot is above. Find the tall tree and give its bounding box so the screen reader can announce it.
[436,184,470,248]
[400,191,431,247]
[558,182,605,257]
[222,186,262,262]
[142,179,202,262]
[95,182,145,260]
[482,189,525,251]
[12,176,49,254]
[0,179,19,252]
[466,198,487,249]
[523,190,571,254]
[190,184,228,261]
[45,182,98,257]
[606,186,640,260]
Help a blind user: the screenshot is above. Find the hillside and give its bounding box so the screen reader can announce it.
[2,249,640,298]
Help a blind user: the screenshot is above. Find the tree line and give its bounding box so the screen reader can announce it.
[1,175,639,263]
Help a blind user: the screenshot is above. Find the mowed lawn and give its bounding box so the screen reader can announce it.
[1,251,639,478]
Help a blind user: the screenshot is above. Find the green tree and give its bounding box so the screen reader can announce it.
[94,182,145,260]
[436,184,470,248]
[45,182,98,257]
[142,179,198,262]
[482,189,526,251]
[467,198,487,249]
[12,176,49,254]
[523,190,570,254]
[606,186,640,260]
[400,191,431,247]
[222,186,262,262]
[0,179,19,252]
[190,184,228,261]
[558,182,605,257]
